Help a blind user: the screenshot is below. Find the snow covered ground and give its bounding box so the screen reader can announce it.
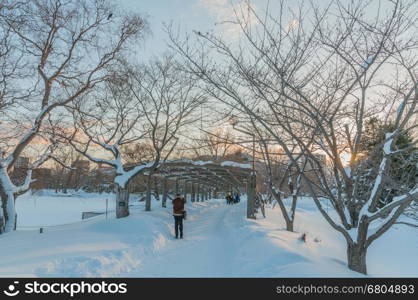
[16,190,116,228]
[0,192,417,277]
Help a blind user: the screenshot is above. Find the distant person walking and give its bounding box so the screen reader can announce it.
[172,194,186,239]
[226,193,233,205]
[234,193,240,204]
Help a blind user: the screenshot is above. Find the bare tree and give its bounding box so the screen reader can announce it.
[189,128,238,161]
[0,0,145,232]
[49,144,77,193]
[66,55,203,217]
[258,134,309,232]
[230,116,309,231]
[168,0,418,274]
[0,2,25,113]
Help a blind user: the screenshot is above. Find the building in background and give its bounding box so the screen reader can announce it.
[15,156,29,169]
[32,168,53,190]
[10,156,53,190]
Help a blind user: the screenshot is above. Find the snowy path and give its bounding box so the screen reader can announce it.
[127,200,244,277]
[0,195,417,277]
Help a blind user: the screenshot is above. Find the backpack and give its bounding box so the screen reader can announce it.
[173,198,184,211]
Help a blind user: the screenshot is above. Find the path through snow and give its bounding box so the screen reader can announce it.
[128,200,244,277]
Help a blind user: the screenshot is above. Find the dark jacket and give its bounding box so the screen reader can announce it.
[172,197,186,216]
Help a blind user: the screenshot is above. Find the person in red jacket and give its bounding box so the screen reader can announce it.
[172,194,186,239]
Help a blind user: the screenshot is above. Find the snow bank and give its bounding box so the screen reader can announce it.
[259,197,418,277]
[0,194,416,277]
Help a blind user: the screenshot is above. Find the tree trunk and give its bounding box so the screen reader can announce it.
[145,175,152,211]
[247,173,256,219]
[347,242,367,274]
[2,189,16,232]
[0,184,5,233]
[285,219,294,232]
[287,194,297,232]
[191,183,196,202]
[154,177,160,201]
[116,185,130,218]
[175,179,179,194]
[270,186,295,232]
[0,168,17,232]
[162,177,168,208]
[183,181,188,200]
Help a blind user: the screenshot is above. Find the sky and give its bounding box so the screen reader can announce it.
[120,0,266,60]
[119,0,393,61]
[117,0,397,156]
[120,0,217,59]
[6,0,400,164]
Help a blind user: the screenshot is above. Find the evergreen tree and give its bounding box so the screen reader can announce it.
[356,117,418,207]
